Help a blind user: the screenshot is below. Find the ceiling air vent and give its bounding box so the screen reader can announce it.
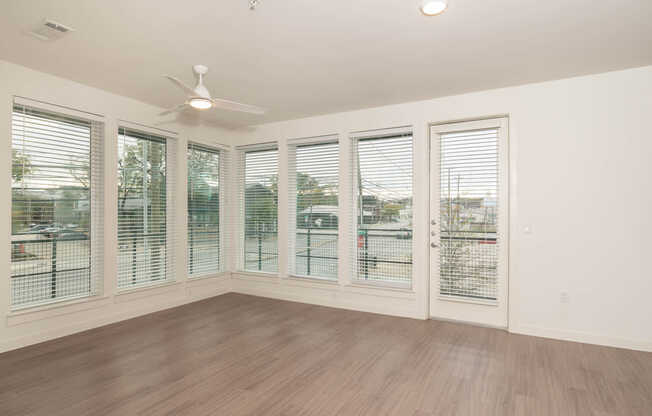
[29,19,75,41]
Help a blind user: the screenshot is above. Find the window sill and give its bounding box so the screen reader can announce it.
[437,295,498,307]
[347,280,414,292]
[186,273,230,287]
[114,281,183,303]
[233,271,279,279]
[187,272,229,283]
[285,275,339,285]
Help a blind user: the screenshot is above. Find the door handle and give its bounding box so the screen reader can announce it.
[430,242,439,248]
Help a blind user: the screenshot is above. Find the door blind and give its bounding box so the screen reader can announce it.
[11,104,104,308]
[187,143,222,277]
[351,133,413,286]
[117,127,175,289]
[288,140,339,280]
[240,147,278,273]
[439,128,499,300]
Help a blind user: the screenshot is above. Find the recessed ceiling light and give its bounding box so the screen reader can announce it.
[421,0,448,16]
[189,97,212,110]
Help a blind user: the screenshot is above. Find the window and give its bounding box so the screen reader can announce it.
[187,143,222,277]
[439,127,500,300]
[11,103,103,308]
[117,127,175,289]
[288,139,339,280]
[240,147,278,273]
[352,131,413,286]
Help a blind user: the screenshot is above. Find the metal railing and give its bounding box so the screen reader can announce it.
[356,228,412,281]
[11,234,90,305]
[188,229,220,275]
[296,228,337,277]
[244,230,279,272]
[243,228,417,280]
[117,232,166,286]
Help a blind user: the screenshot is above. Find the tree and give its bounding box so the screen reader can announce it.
[117,138,168,281]
[245,183,277,235]
[12,150,32,183]
[118,142,145,212]
[67,153,90,189]
[188,148,220,229]
[380,203,401,221]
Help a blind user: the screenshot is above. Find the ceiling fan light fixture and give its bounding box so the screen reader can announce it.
[421,0,448,16]
[189,97,212,110]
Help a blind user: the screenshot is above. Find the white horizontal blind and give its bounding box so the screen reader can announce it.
[439,128,499,300]
[11,104,103,308]
[117,127,175,289]
[351,132,413,286]
[239,147,278,273]
[288,140,339,280]
[187,143,222,277]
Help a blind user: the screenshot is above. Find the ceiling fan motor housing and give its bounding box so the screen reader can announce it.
[192,65,211,98]
[193,65,209,75]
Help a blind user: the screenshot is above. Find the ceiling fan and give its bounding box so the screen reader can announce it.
[162,65,265,115]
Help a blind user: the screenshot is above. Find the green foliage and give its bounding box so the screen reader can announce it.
[296,172,337,212]
[118,139,167,237]
[380,203,401,220]
[188,148,220,227]
[11,150,32,183]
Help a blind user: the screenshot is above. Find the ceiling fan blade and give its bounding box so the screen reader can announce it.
[211,98,266,114]
[159,103,189,116]
[163,75,195,96]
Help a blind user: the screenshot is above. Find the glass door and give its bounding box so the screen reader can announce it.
[429,118,509,327]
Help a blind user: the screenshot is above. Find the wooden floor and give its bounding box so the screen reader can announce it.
[1,294,651,416]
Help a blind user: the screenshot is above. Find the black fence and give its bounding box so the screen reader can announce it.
[188,229,220,275]
[356,228,412,282]
[296,228,338,278]
[118,232,166,287]
[243,228,415,282]
[11,234,90,306]
[244,230,279,272]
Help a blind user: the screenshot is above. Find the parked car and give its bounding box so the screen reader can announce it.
[27,224,50,233]
[396,228,412,240]
[55,230,89,240]
[43,226,64,237]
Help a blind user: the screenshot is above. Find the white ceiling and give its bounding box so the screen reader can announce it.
[1,0,651,127]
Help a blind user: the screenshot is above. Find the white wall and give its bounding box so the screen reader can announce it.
[2,60,650,353]
[0,60,233,353]
[232,65,652,352]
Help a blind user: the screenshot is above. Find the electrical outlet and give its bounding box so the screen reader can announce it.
[560,291,569,304]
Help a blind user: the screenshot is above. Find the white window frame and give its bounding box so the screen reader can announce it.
[350,126,415,289]
[10,97,105,309]
[287,135,339,281]
[235,142,279,275]
[116,123,177,291]
[186,141,228,278]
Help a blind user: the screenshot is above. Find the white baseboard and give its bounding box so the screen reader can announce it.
[509,324,652,352]
[4,275,650,354]
[0,280,230,354]
[231,274,424,320]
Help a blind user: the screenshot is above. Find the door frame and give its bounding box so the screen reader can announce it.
[428,116,510,328]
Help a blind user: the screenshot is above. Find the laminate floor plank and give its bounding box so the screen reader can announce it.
[1,293,651,416]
